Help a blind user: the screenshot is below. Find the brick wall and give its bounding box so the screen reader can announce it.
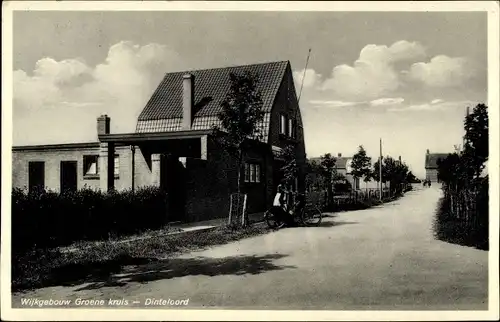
[183,137,237,221]
[133,145,154,189]
[12,144,145,192]
[13,145,100,192]
[426,169,439,182]
[181,137,269,222]
[267,64,307,194]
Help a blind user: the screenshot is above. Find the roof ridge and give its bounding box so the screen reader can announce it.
[164,60,289,75]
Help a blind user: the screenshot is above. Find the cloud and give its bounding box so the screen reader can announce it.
[370,97,404,106]
[407,55,471,87]
[320,40,426,100]
[387,100,473,113]
[293,68,322,89]
[309,100,363,108]
[13,41,184,144]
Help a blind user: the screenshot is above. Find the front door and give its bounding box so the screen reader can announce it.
[160,155,186,222]
[60,161,78,192]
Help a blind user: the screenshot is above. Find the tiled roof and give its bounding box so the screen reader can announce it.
[425,153,449,169]
[137,60,289,121]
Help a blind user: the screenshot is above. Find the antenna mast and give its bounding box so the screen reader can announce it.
[298,48,312,104]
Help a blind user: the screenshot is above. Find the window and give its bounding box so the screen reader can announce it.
[114,155,120,175]
[244,163,250,182]
[288,118,296,138]
[280,114,287,135]
[83,155,119,177]
[83,155,99,176]
[28,161,45,193]
[244,162,261,183]
[250,164,255,182]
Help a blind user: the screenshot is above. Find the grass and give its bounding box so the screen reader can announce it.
[12,224,271,292]
[60,224,184,253]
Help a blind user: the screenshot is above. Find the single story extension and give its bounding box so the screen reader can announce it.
[12,60,307,222]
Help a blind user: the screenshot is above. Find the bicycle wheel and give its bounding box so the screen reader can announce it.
[265,209,285,229]
[301,205,322,226]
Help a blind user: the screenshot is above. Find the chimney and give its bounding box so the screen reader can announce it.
[338,153,342,157]
[426,149,430,155]
[97,115,110,136]
[399,156,401,162]
[182,73,195,131]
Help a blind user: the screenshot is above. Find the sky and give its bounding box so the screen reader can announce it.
[11,11,487,178]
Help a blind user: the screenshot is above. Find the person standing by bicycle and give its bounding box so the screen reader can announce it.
[273,183,289,212]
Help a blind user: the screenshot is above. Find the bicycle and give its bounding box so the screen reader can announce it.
[264,192,323,229]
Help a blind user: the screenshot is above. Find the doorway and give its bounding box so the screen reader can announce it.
[160,154,186,222]
[60,161,78,192]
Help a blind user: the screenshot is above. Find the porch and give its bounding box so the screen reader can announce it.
[98,130,211,222]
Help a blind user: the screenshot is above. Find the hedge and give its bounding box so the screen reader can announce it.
[433,176,488,250]
[12,186,169,254]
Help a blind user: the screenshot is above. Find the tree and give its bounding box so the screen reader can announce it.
[463,103,488,178]
[280,145,299,189]
[305,159,324,191]
[373,156,410,195]
[213,71,264,194]
[436,103,489,248]
[372,158,386,184]
[406,171,420,183]
[320,153,337,204]
[437,153,462,187]
[350,145,372,189]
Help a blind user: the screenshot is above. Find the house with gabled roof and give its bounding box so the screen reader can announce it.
[425,149,449,183]
[309,153,379,191]
[12,61,307,222]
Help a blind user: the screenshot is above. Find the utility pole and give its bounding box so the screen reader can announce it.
[379,138,383,201]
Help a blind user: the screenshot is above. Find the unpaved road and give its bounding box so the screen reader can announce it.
[12,186,488,310]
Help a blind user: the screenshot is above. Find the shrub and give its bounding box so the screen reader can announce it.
[11,186,169,254]
[433,177,488,250]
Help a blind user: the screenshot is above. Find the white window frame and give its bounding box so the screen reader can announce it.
[280,114,287,135]
[83,155,99,176]
[255,164,261,183]
[244,163,250,182]
[114,155,120,176]
[288,118,295,138]
[244,162,261,183]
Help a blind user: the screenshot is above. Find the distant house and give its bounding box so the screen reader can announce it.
[309,153,378,191]
[12,60,307,222]
[425,149,449,182]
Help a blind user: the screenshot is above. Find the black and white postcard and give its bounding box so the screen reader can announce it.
[1,1,499,321]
